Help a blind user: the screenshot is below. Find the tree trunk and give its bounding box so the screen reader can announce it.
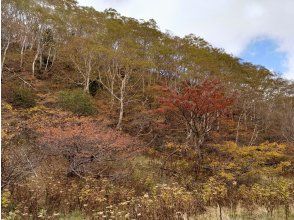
[230,201,237,218]
[32,42,40,76]
[142,77,145,93]
[285,204,289,220]
[218,204,223,220]
[44,46,51,72]
[235,113,242,145]
[84,58,92,93]
[32,50,39,76]
[84,73,90,93]
[249,123,258,146]
[39,46,43,70]
[1,37,10,72]
[116,75,127,130]
[190,134,203,173]
[117,96,124,130]
[48,51,56,71]
[267,207,274,217]
[30,36,36,51]
[186,116,193,140]
[195,135,205,157]
[20,37,26,68]
[110,75,115,108]
[216,112,220,131]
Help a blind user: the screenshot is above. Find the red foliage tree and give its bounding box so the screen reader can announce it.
[159,79,234,154]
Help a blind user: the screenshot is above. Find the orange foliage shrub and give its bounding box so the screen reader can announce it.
[36,119,142,178]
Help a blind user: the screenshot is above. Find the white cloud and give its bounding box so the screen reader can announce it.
[78,0,294,80]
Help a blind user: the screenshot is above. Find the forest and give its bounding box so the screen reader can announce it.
[1,0,294,219]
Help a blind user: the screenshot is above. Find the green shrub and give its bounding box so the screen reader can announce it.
[58,89,96,115]
[8,86,37,108]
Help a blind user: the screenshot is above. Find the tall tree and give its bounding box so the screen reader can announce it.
[159,79,234,154]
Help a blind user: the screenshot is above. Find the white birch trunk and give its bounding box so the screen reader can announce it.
[20,37,26,68]
[32,42,40,76]
[116,74,127,130]
[1,37,10,72]
[84,56,92,93]
[44,46,51,72]
[39,45,43,70]
[49,51,56,71]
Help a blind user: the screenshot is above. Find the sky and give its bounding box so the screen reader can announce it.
[78,0,294,80]
[240,38,287,74]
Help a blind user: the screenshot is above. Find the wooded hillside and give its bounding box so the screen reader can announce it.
[1,0,294,219]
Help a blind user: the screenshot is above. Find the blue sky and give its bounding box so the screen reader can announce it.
[240,38,287,75]
[78,0,294,80]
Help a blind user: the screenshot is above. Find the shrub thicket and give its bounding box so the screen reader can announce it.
[7,86,37,108]
[58,89,96,115]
